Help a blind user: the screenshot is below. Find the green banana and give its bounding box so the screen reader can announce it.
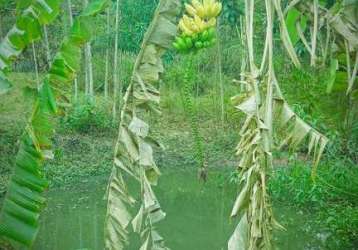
[201,30,209,41]
[185,37,194,49]
[195,41,203,48]
[176,37,187,51]
[207,27,215,39]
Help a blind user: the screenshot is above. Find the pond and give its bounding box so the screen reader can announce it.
[34,168,324,250]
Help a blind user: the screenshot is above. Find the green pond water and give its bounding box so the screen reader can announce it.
[33,169,323,250]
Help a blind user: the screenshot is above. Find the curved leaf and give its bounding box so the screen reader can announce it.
[285,8,307,46]
[0,0,63,96]
[105,0,180,249]
[0,0,110,247]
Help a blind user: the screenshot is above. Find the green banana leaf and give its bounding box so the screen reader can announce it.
[285,8,307,46]
[0,0,109,247]
[0,0,63,95]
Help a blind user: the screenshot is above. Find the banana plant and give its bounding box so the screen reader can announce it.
[0,0,109,247]
[104,0,181,249]
[0,0,63,95]
[285,0,358,93]
[228,0,327,249]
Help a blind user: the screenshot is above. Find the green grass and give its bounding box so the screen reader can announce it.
[270,161,358,249]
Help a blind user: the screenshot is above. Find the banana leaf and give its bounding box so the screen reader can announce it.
[105,0,180,249]
[0,0,109,247]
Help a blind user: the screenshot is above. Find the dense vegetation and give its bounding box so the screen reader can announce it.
[0,0,357,249]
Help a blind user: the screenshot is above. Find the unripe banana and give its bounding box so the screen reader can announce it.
[185,37,194,48]
[205,18,216,28]
[203,0,211,17]
[179,19,194,36]
[195,41,203,49]
[173,42,180,50]
[185,3,197,17]
[192,0,205,18]
[194,15,205,31]
[209,38,217,46]
[183,15,192,27]
[201,30,209,41]
[176,37,187,50]
[207,27,216,39]
[203,0,213,9]
[174,0,221,53]
[213,2,222,17]
[191,0,201,9]
[183,15,201,33]
[192,33,199,41]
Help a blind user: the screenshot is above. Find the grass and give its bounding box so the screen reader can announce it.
[270,160,358,249]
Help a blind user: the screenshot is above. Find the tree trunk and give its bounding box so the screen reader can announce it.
[104,7,110,99]
[32,42,40,90]
[83,0,94,100]
[85,49,89,95]
[67,0,79,100]
[112,0,120,120]
[310,0,318,66]
[86,42,94,98]
[216,23,225,127]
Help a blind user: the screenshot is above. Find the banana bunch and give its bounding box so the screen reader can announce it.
[173,0,222,53]
[173,27,217,52]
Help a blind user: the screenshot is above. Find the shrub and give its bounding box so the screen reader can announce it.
[59,96,114,133]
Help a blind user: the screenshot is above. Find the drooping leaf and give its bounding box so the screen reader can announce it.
[0,0,110,246]
[105,0,180,249]
[229,1,328,248]
[0,0,63,96]
[285,8,307,45]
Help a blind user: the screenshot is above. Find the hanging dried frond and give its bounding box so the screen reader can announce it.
[0,1,109,247]
[228,0,328,249]
[273,87,328,178]
[104,0,181,249]
[229,73,275,250]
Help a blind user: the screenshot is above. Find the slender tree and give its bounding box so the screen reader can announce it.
[84,0,94,99]
[86,41,94,97]
[67,0,79,100]
[43,25,51,69]
[104,7,111,99]
[31,42,40,89]
[112,0,120,120]
[216,22,225,126]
